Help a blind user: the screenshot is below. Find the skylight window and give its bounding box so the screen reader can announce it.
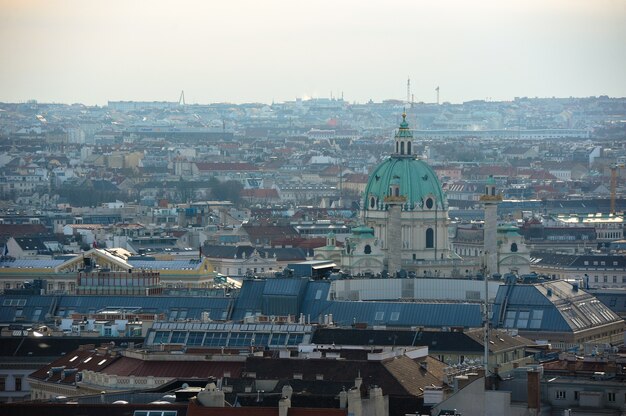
[69,355,78,362]
[83,357,92,363]
[98,359,107,365]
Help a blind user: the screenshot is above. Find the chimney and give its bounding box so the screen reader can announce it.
[369,386,385,416]
[196,381,225,407]
[348,387,363,416]
[281,384,293,400]
[354,372,363,390]
[339,388,348,408]
[453,375,470,392]
[527,370,541,413]
[278,396,291,416]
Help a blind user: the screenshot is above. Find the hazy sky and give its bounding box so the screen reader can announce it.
[1,0,625,105]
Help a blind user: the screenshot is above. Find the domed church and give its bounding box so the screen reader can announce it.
[361,113,452,274]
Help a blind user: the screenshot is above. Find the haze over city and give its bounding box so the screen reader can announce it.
[1,0,625,105]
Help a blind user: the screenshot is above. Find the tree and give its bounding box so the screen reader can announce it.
[210,179,243,206]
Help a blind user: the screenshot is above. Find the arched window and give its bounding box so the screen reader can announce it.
[396,142,399,153]
[407,141,411,155]
[370,197,376,208]
[511,243,518,252]
[400,141,405,155]
[426,228,434,248]
[394,187,400,197]
[364,245,372,254]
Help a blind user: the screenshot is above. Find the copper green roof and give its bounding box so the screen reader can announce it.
[364,158,446,211]
[363,113,446,211]
[395,113,413,139]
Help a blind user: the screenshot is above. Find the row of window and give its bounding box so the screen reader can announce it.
[504,309,543,329]
[0,375,23,391]
[555,390,620,402]
[150,330,305,347]
[592,276,626,283]
[583,260,621,266]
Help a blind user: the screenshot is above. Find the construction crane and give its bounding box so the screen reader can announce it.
[610,163,625,214]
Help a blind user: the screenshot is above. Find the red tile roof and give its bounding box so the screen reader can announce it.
[187,399,348,416]
[240,189,280,198]
[196,162,258,172]
[29,347,120,385]
[101,356,244,378]
[0,224,48,238]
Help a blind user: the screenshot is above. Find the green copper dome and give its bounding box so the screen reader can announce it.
[363,158,446,211]
[363,114,446,212]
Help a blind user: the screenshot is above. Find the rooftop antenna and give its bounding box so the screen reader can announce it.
[178,90,186,106]
[407,77,411,107]
[435,86,440,105]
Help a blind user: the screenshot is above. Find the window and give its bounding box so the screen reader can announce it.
[187,331,204,346]
[14,377,21,391]
[426,228,434,248]
[153,331,169,344]
[555,391,566,400]
[203,332,228,347]
[32,308,42,321]
[253,333,270,347]
[374,311,384,321]
[270,333,288,346]
[370,197,375,208]
[170,331,186,344]
[574,391,579,400]
[0,376,5,391]
[608,392,616,402]
[505,311,516,328]
[517,311,530,328]
[510,243,518,252]
[287,334,304,346]
[2,299,27,307]
[364,244,372,254]
[425,198,434,209]
[530,310,543,329]
[390,312,400,321]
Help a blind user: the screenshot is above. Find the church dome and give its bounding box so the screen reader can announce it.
[363,114,446,212]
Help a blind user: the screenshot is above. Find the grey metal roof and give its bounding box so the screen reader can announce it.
[311,301,483,328]
[128,259,202,271]
[263,278,308,296]
[231,279,266,321]
[0,259,64,268]
[491,281,623,333]
[0,294,233,323]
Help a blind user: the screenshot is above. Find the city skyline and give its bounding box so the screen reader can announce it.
[1,0,625,105]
